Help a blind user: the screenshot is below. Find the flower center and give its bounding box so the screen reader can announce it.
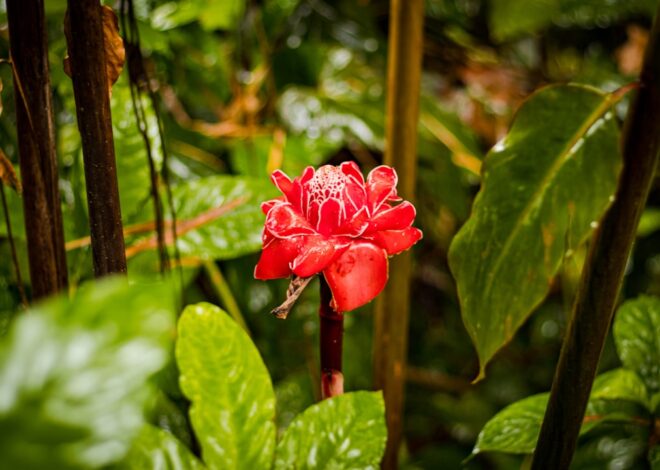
[307,165,347,206]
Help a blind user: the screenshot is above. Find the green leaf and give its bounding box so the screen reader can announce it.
[613,296,660,394]
[650,445,660,470]
[176,303,276,470]
[274,391,387,470]
[151,0,244,31]
[117,424,205,470]
[590,368,649,409]
[473,393,548,455]
[0,278,176,470]
[448,84,621,379]
[489,0,658,41]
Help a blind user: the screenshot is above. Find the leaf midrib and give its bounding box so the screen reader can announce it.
[480,90,617,308]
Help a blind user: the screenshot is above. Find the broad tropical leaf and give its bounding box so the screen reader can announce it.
[449,84,622,378]
[176,303,276,470]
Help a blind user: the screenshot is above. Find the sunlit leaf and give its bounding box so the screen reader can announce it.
[449,84,622,378]
[590,368,649,409]
[117,424,204,470]
[274,391,387,470]
[0,278,176,469]
[614,296,660,394]
[176,303,276,470]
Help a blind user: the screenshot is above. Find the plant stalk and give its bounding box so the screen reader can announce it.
[320,275,344,399]
[6,0,69,298]
[531,6,660,469]
[66,0,127,276]
[373,0,424,466]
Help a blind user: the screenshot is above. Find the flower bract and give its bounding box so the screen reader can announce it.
[255,162,422,312]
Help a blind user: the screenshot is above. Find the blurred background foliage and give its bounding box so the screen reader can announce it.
[0,0,659,468]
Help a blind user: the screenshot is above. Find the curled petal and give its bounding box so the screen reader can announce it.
[254,237,301,279]
[317,198,343,236]
[370,227,422,255]
[266,203,316,238]
[366,166,398,212]
[340,161,364,183]
[343,177,367,218]
[366,201,416,233]
[323,241,388,312]
[299,166,315,185]
[291,236,336,277]
[334,206,370,237]
[261,198,284,215]
[271,170,293,197]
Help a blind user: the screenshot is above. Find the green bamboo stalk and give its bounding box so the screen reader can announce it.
[373,0,425,467]
[531,6,660,469]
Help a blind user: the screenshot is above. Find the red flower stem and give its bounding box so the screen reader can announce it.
[319,275,344,399]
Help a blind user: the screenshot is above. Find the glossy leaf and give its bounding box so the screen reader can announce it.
[117,424,204,470]
[0,278,176,469]
[613,296,660,394]
[590,368,649,409]
[160,176,277,261]
[274,391,387,470]
[176,303,276,470]
[490,0,658,41]
[473,393,548,455]
[449,84,621,378]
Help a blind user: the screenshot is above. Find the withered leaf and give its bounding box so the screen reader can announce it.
[63,5,126,94]
[0,148,22,193]
[271,275,314,319]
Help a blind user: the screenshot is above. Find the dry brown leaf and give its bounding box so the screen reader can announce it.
[63,5,125,93]
[616,25,649,76]
[0,148,21,193]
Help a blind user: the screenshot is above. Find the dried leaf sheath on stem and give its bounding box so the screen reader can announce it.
[65,0,127,275]
[373,0,425,467]
[6,0,68,298]
[531,5,660,469]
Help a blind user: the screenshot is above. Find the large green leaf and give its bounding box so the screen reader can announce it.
[590,368,649,409]
[613,296,660,394]
[274,391,387,470]
[176,303,276,470]
[473,393,548,455]
[489,0,658,41]
[117,424,204,470]
[448,84,621,378]
[151,0,245,31]
[0,278,176,469]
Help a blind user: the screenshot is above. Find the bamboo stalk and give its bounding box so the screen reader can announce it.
[66,0,127,276]
[6,0,68,298]
[373,0,425,467]
[531,6,660,469]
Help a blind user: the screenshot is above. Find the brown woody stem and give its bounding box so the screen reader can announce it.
[319,275,344,399]
[531,5,660,469]
[6,0,69,298]
[66,0,127,276]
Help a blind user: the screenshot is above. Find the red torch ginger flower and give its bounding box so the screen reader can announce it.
[254,162,422,312]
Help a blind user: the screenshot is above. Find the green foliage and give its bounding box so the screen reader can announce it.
[0,278,176,469]
[176,303,276,470]
[614,296,660,394]
[473,296,660,465]
[490,0,659,41]
[274,391,387,470]
[449,84,622,379]
[118,424,204,470]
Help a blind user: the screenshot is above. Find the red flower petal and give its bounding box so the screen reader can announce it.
[271,170,293,197]
[265,203,316,238]
[366,166,398,213]
[323,241,388,312]
[340,161,364,183]
[254,237,301,279]
[317,198,343,236]
[334,205,369,236]
[370,227,422,255]
[366,201,416,233]
[290,236,336,277]
[261,198,284,215]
